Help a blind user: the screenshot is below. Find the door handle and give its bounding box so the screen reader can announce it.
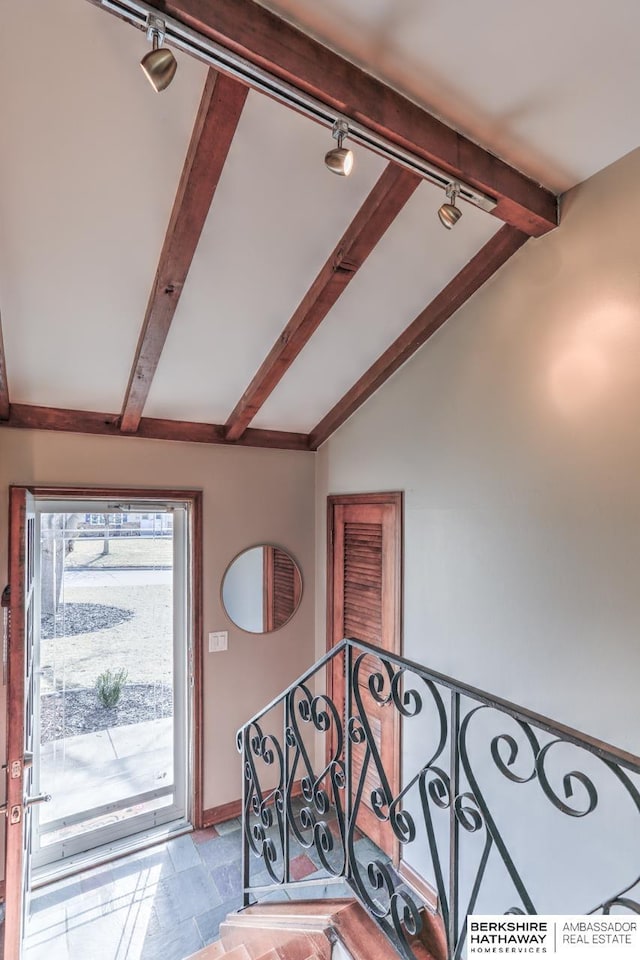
[24,793,51,807]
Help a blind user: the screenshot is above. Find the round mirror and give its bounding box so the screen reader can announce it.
[221,545,302,634]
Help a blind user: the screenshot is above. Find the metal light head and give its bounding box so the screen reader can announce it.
[141,17,177,92]
[325,120,354,176]
[438,182,462,229]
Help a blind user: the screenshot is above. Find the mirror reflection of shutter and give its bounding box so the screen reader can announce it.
[273,548,296,629]
[264,547,300,631]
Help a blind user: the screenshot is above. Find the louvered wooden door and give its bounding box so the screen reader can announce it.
[328,493,402,860]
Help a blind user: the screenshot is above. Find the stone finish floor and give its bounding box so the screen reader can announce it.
[23,819,246,960]
[17,815,383,960]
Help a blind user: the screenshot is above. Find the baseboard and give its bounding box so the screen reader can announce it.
[202,799,242,827]
[202,781,304,829]
[398,860,439,913]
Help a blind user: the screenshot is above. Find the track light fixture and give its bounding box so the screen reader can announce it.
[324,120,354,176]
[141,16,177,92]
[102,0,498,214]
[438,182,463,229]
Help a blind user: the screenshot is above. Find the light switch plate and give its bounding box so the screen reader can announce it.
[209,631,228,652]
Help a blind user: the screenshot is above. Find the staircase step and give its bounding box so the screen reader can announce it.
[220,921,330,960]
[408,945,440,960]
[219,899,348,960]
[222,898,355,929]
[186,942,253,960]
[220,898,403,960]
[184,941,228,960]
[254,950,283,960]
[328,900,400,959]
[187,896,447,960]
[405,906,447,960]
[221,945,252,960]
[207,945,227,960]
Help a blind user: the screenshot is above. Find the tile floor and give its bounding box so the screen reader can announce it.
[17,814,383,960]
[23,819,243,960]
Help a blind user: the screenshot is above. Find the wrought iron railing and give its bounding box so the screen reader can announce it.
[237,638,640,960]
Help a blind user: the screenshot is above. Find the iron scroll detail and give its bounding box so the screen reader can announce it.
[238,638,640,960]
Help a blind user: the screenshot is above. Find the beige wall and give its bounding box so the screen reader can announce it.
[0,429,316,823]
[316,146,640,756]
[314,148,640,910]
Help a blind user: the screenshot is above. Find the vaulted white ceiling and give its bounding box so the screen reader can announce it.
[257,0,640,194]
[144,91,389,426]
[0,0,637,443]
[0,0,207,413]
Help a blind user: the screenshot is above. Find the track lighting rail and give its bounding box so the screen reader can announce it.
[97,0,497,214]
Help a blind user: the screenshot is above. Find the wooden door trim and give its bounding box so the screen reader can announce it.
[5,485,205,843]
[190,489,204,829]
[4,487,33,959]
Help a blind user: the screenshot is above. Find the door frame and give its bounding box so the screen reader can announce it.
[4,485,204,948]
[4,488,36,960]
[326,491,403,862]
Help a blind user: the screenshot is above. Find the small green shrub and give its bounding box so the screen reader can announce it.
[95,668,128,708]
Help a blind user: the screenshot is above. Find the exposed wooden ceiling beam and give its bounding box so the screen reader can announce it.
[139,0,557,236]
[225,163,421,442]
[4,404,310,451]
[120,69,248,434]
[0,311,9,420]
[308,224,528,450]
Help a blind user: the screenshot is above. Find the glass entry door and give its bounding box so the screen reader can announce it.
[31,499,191,871]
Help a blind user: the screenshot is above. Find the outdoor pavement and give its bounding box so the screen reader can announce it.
[40,719,173,829]
[64,570,172,587]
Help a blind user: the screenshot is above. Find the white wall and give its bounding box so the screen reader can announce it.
[315,147,640,913]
